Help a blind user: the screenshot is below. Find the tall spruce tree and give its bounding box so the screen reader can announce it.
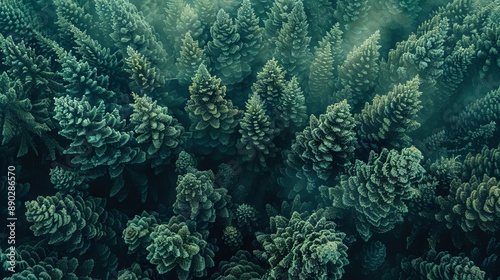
[236,0,264,77]
[274,0,311,83]
[263,0,296,50]
[338,31,381,107]
[251,58,287,119]
[237,93,276,171]
[185,64,241,154]
[176,32,209,86]
[207,9,243,87]
[308,41,335,114]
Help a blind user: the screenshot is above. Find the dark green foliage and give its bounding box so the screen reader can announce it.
[303,0,335,44]
[0,34,61,97]
[5,256,94,280]
[235,203,258,230]
[57,50,115,105]
[428,155,463,185]
[125,46,166,95]
[274,0,311,82]
[334,0,370,31]
[0,72,58,158]
[25,193,107,253]
[123,211,158,254]
[146,216,216,278]
[0,0,38,44]
[357,76,422,150]
[361,241,387,274]
[237,93,276,171]
[222,226,243,249]
[3,1,500,279]
[285,100,357,184]
[476,22,500,78]
[401,250,485,279]
[175,151,198,174]
[379,15,447,116]
[54,95,145,176]
[176,4,204,48]
[278,76,307,131]
[338,31,381,106]
[436,175,500,233]
[101,0,168,68]
[451,86,500,134]
[49,166,88,192]
[263,0,296,50]
[308,41,335,112]
[317,23,344,75]
[236,0,263,75]
[194,0,217,40]
[130,93,185,172]
[70,25,122,86]
[462,144,500,180]
[325,147,424,241]
[185,64,241,154]
[173,169,231,228]
[251,58,287,114]
[53,0,93,42]
[117,262,155,280]
[176,32,209,86]
[207,9,243,86]
[211,250,265,280]
[255,210,349,280]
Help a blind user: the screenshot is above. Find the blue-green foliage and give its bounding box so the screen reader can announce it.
[255,210,349,280]
[2,0,500,279]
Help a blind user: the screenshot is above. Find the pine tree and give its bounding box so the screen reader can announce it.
[357,76,422,151]
[278,76,307,132]
[185,64,241,154]
[236,0,264,77]
[308,42,335,114]
[303,0,335,44]
[274,0,311,83]
[285,100,357,184]
[251,58,287,118]
[194,0,217,48]
[176,32,209,86]
[317,23,344,75]
[263,0,296,50]
[207,9,243,86]
[176,4,203,52]
[237,93,276,171]
[338,31,381,107]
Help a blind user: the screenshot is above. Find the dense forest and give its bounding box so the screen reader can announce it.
[0,0,499,279]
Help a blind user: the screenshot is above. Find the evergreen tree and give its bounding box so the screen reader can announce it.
[357,76,422,151]
[176,4,203,52]
[338,31,381,107]
[130,93,186,173]
[317,23,344,75]
[274,0,311,83]
[207,9,243,87]
[185,64,241,154]
[303,0,335,44]
[176,32,209,86]
[334,0,371,31]
[285,100,357,185]
[251,58,287,118]
[194,0,217,47]
[278,76,307,132]
[263,0,296,50]
[236,0,264,77]
[308,41,335,114]
[237,93,276,171]
[0,73,58,158]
